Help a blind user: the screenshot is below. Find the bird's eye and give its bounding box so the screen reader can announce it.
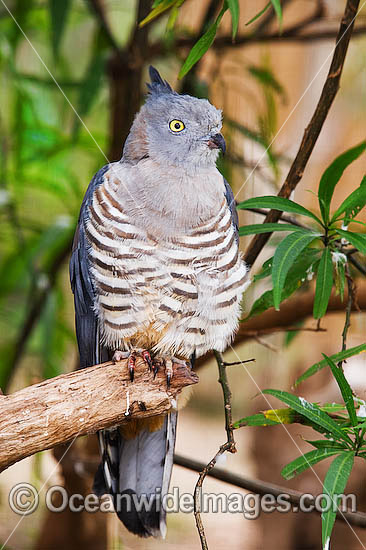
[169,119,185,132]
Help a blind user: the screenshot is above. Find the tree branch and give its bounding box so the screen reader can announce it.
[237,279,366,343]
[243,0,361,267]
[0,358,198,473]
[193,351,236,549]
[174,454,366,528]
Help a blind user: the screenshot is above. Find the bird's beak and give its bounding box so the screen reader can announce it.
[207,133,226,155]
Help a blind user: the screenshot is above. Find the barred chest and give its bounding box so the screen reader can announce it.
[85,175,249,358]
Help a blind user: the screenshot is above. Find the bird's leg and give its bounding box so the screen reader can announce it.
[152,356,190,388]
[112,349,153,382]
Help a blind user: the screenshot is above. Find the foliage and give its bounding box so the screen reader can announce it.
[141,0,283,77]
[238,141,366,317]
[235,354,366,547]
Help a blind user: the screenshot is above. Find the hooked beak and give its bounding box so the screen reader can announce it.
[207,133,226,155]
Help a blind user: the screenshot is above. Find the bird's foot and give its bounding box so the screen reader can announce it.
[152,356,190,388]
[112,349,153,382]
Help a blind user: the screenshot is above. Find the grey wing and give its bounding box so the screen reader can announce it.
[69,164,110,368]
[223,176,239,242]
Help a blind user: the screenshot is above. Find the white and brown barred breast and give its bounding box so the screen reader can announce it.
[85,168,249,359]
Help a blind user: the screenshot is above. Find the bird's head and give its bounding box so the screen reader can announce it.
[122,66,225,171]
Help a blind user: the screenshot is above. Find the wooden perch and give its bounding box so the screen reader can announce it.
[0,358,198,473]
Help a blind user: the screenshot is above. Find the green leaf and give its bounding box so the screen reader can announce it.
[49,0,71,58]
[294,343,366,386]
[253,256,273,282]
[246,2,271,26]
[139,0,177,27]
[272,231,320,310]
[239,223,305,236]
[178,5,227,78]
[306,439,346,451]
[227,121,278,174]
[247,248,319,318]
[281,449,340,480]
[227,0,239,38]
[335,229,366,254]
[322,452,354,549]
[233,413,279,428]
[318,141,366,224]
[270,0,283,30]
[313,248,333,319]
[263,390,353,444]
[322,354,358,427]
[331,176,366,223]
[248,66,285,97]
[237,196,322,225]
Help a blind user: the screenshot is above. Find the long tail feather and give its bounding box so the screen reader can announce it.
[93,412,177,538]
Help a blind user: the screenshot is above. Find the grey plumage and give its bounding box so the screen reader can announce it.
[70,66,249,538]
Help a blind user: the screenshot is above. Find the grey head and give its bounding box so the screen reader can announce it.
[122,66,225,170]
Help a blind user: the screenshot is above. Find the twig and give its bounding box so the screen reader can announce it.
[348,254,366,276]
[174,454,366,528]
[214,351,236,451]
[243,0,361,268]
[223,359,256,367]
[193,351,236,549]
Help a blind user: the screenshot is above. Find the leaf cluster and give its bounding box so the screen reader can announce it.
[234,353,366,548]
[238,142,366,320]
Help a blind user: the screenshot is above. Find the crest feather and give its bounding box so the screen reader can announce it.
[147,65,175,96]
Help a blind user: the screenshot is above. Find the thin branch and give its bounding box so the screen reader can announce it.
[214,351,236,452]
[0,358,198,473]
[174,454,366,528]
[341,263,354,355]
[243,0,361,267]
[348,254,366,276]
[193,351,236,549]
[223,359,256,367]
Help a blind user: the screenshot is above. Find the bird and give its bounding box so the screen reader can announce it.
[70,66,249,538]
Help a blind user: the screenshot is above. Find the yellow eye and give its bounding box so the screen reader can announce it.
[169,119,185,132]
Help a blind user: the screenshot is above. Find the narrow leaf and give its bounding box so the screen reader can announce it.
[322,354,358,427]
[295,343,366,386]
[263,390,353,444]
[281,449,340,480]
[322,452,354,548]
[306,439,346,451]
[318,141,366,224]
[246,2,271,26]
[270,0,282,31]
[227,0,239,38]
[331,176,366,223]
[178,6,226,78]
[237,196,322,225]
[313,248,333,319]
[233,413,279,428]
[335,229,366,254]
[272,231,320,310]
[248,66,285,96]
[139,0,177,27]
[49,0,71,58]
[239,223,306,236]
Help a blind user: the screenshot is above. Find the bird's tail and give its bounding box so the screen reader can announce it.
[93,412,177,538]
